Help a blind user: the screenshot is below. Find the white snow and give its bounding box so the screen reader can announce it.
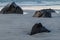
[0,10,60,40]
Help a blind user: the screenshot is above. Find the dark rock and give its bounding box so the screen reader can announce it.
[0,2,23,14]
[33,11,43,17]
[40,8,55,13]
[33,9,55,18]
[43,11,51,18]
[30,23,50,35]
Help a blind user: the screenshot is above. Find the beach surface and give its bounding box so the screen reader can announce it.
[0,5,60,40]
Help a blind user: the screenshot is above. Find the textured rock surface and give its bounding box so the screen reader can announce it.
[30,23,50,35]
[33,9,55,18]
[0,2,23,14]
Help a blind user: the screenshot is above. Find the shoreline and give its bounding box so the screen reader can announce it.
[21,6,60,10]
[0,6,60,11]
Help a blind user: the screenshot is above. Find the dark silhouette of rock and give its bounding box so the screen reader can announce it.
[30,23,50,35]
[0,2,23,14]
[40,8,55,13]
[33,9,55,18]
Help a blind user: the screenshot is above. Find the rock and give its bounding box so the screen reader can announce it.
[30,23,50,35]
[33,9,55,18]
[40,8,55,13]
[42,11,52,18]
[0,2,23,14]
[33,11,43,17]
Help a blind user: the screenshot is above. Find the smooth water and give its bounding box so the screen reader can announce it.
[0,10,59,40]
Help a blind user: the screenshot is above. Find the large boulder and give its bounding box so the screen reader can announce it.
[0,2,23,14]
[33,9,55,18]
[30,23,50,35]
